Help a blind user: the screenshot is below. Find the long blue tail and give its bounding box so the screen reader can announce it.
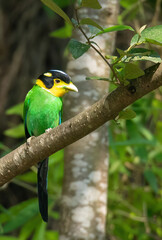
[37,158,48,222]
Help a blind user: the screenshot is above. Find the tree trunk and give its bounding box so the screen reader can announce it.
[0,0,67,147]
[60,1,119,239]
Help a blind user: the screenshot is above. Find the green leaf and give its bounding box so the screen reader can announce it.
[119,109,136,120]
[4,123,25,138]
[131,25,162,46]
[95,25,134,37]
[156,121,162,143]
[80,18,103,30]
[77,0,82,7]
[125,63,145,79]
[123,48,162,63]
[120,0,137,9]
[88,25,101,35]
[41,0,73,26]
[0,200,32,223]
[50,22,72,38]
[81,0,102,9]
[125,120,149,163]
[68,39,90,59]
[32,221,46,240]
[105,55,117,61]
[51,0,74,8]
[116,48,126,56]
[0,142,10,151]
[1,199,39,233]
[19,216,40,240]
[86,76,111,81]
[0,237,18,240]
[6,102,23,117]
[144,169,158,193]
[45,230,59,240]
[109,161,121,174]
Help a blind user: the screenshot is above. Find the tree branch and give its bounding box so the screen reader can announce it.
[0,63,162,186]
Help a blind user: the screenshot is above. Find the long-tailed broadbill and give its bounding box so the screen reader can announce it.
[23,70,78,222]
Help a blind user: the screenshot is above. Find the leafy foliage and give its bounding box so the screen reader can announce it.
[1,199,39,234]
[124,62,145,80]
[4,124,25,138]
[1,0,162,240]
[68,39,90,58]
[131,25,162,46]
[3,103,25,139]
[93,24,134,37]
[0,151,63,239]
[80,0,102,9]
[118,108,136,120]
[79,18,103,31]
[5,103,24,118]
[121,48,162,64]
[50,22,73,38]
[43,0,161,86]
[107,93,162,240]
[41,0,73,25]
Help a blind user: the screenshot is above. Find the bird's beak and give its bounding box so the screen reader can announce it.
[66,81,78,92]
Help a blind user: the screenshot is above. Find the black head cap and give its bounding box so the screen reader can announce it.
[38,70,71,89]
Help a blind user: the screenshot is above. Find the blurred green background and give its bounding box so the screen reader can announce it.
[0,0,162,239]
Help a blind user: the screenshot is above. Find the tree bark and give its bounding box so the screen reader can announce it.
[0,63,161,187]
[59,1,118,239]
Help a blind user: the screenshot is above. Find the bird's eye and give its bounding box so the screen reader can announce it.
[55,79,60,84]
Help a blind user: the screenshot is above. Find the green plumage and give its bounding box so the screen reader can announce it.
[24,85,62,136]
[23,70,77,222]
[24,85,62,222]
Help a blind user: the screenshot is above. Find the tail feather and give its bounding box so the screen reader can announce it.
[37,158,49,222]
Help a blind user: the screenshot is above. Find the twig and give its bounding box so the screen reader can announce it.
[143,202,151,234]
[74,8,120,84]
[12,178,37,193]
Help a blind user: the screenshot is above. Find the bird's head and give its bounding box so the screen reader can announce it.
[36,70,78,97]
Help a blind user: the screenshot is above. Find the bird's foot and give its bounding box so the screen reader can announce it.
[26,136,35,147]
[45,128,53,133]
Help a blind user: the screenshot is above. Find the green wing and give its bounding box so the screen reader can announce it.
[23,91,31,139]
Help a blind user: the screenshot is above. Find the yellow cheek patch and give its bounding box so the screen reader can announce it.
[50,87,67,97]
[36,79,77,97]
[36,79,67,97]
[36,79,46,88]
[44,72,52,77]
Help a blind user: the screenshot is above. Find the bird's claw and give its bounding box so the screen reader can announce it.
[26,136,35,147]
[45,128,53,133]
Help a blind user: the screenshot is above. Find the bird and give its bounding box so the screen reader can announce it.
[23,70,78,222]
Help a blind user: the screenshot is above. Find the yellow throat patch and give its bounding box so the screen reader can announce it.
[36,79,77,97]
